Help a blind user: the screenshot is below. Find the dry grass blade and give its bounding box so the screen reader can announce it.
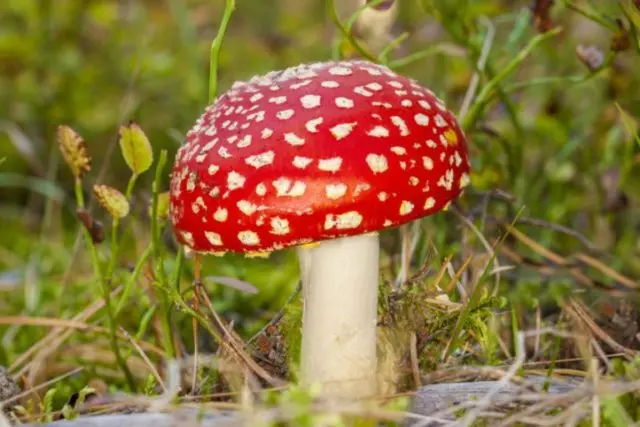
[119,327,167,393]
[9,293,111,374]
[574,252,639,289]
[198,289,283,386]
[0,316,89,330]
[565,299,637,358]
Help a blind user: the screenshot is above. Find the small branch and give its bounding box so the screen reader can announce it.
[246,281,302,346]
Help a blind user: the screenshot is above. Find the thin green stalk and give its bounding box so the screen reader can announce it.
[501,53,614,95]
[510,304,520,359]
[105,173,138,284]
[125,174,137,200]
[327,0,379,62]
[99,266,137,391]
[151,151,168,275]
[462,27,563,131]
[149,150,175,359]
[74,177,84,209]
[378,32,409,64]
[564,0,618,31]
[105,219,120,280]
[114,244,153,316]
[209,0,235,103]
[172,246,185,293]
[387,44,449,70]
[73,177,136,391]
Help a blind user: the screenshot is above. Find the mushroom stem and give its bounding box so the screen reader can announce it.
[297,233,380,399]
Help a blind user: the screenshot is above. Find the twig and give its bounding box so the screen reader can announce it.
[246,281,302,346]
[198,288,282,386]
[508,217,601,253]
[119,327,167,393]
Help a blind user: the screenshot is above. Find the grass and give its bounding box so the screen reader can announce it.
[1,0,640,425]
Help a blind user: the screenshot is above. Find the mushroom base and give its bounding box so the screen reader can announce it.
[297,233,379,400]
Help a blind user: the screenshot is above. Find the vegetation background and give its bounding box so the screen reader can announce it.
[1,0,640,425]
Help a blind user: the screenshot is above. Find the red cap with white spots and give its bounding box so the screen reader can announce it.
[169,60,470,254]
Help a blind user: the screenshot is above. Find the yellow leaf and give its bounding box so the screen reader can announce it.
[57,125,91,178]
[119,122,153,175]
[93,185,130,219]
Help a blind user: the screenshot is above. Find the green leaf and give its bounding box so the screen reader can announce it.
[119,122,153,176]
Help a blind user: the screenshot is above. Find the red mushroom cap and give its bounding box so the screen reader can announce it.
[169,60,470,253]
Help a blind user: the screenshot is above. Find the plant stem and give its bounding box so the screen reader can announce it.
[150,150,175,359]
[114,244,152,316]
[564,0,618,31]
[74,177,84,209]
[208,0,235,103]
[125,174,137,200]
[462,27,563,131]
[100,268,137,391]
[327,0,380,62]
[73,176,136,391]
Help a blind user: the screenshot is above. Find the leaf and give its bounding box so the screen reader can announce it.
[119,122,153,176]
[57,125,91,178]
[93,184,130,219]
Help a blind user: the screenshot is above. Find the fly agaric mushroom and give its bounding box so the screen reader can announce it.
[170,60,470,399]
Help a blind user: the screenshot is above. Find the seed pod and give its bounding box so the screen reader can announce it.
[57,125,91,178]
[93,184,130,219]
[119,122,153,176]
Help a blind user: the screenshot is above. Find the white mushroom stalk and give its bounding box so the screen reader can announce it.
[297,233,380,398]
[169,60,471,401]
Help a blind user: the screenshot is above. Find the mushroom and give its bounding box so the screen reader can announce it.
[169,60,470,400]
